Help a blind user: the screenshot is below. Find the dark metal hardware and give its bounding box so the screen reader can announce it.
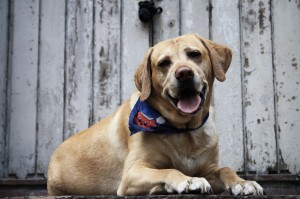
[138,1,163,23]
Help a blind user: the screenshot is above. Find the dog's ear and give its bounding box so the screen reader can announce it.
[134,47,153,101]
[195,34,232,82]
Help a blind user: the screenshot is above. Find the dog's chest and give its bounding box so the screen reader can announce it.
[172,154,201,175]
[161,133,214,176]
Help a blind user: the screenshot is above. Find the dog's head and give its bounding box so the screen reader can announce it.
[134,34,232,127]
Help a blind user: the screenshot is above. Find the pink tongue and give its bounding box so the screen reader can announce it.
[177,95,201,114]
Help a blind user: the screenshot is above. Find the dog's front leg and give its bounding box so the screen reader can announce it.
[117,163,212,196]
[206,167,265,196]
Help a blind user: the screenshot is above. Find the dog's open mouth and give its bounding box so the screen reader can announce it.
[168,86,206,114]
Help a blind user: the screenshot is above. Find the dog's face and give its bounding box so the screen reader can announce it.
[135,34,232,125]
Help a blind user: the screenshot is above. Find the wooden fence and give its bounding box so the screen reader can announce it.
[0,0,299,179]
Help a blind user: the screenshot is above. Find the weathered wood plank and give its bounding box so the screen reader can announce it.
[0,0,8,178]
[8,0,39,178]
[153,0,180,43]
[36,0,65,176]
[1,0,298,179]
[211,0,244,171]
[121,1,150,102]
[93,0,121,123]
[180,0,209,37]
[64,0,93,139]
[273,0,300,174]
[241,0,277,173]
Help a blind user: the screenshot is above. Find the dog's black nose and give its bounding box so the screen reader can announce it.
[175,67,194,82]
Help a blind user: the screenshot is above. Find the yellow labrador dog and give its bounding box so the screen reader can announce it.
[48,34,264,196]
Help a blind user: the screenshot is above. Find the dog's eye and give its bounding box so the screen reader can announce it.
[187,51,201,59]
[158,59,171,68]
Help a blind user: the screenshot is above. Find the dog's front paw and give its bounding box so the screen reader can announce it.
[230,180,265,196]
[165,177,212,194]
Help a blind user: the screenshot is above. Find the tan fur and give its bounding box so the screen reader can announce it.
[47,34,264,196]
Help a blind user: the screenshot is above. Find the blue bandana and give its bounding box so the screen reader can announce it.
[129,98,209,136]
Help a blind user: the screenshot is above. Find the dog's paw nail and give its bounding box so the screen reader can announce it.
[177,181,189,194]
[231,184,243,196]
[189,177,212,194]
[231,181,264,196]
[164,184,174,193]
[168,177,212,194]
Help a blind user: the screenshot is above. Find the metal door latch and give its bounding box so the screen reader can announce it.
[138,1,163,23]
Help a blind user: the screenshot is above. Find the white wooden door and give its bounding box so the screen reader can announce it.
[0,0,299,178]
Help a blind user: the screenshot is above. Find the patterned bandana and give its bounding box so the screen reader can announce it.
[129,98,209,136]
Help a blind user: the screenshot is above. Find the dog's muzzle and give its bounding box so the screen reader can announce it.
[168,66,207,115]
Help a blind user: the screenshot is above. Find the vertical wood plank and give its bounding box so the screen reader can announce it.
[121,0,150,101]
[153,0,180,43]
[180,0,209,37]
[8,0,39,178]
[64,0,93,139]
[0,0,8,178]
[241,0,276,173]
[211,0,244,171]
[93,0,121,122]
[36,0,65,176]
[273,0,300,174]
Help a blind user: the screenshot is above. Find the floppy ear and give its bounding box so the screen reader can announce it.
[195,34,232,82]
[134,47,153,101]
